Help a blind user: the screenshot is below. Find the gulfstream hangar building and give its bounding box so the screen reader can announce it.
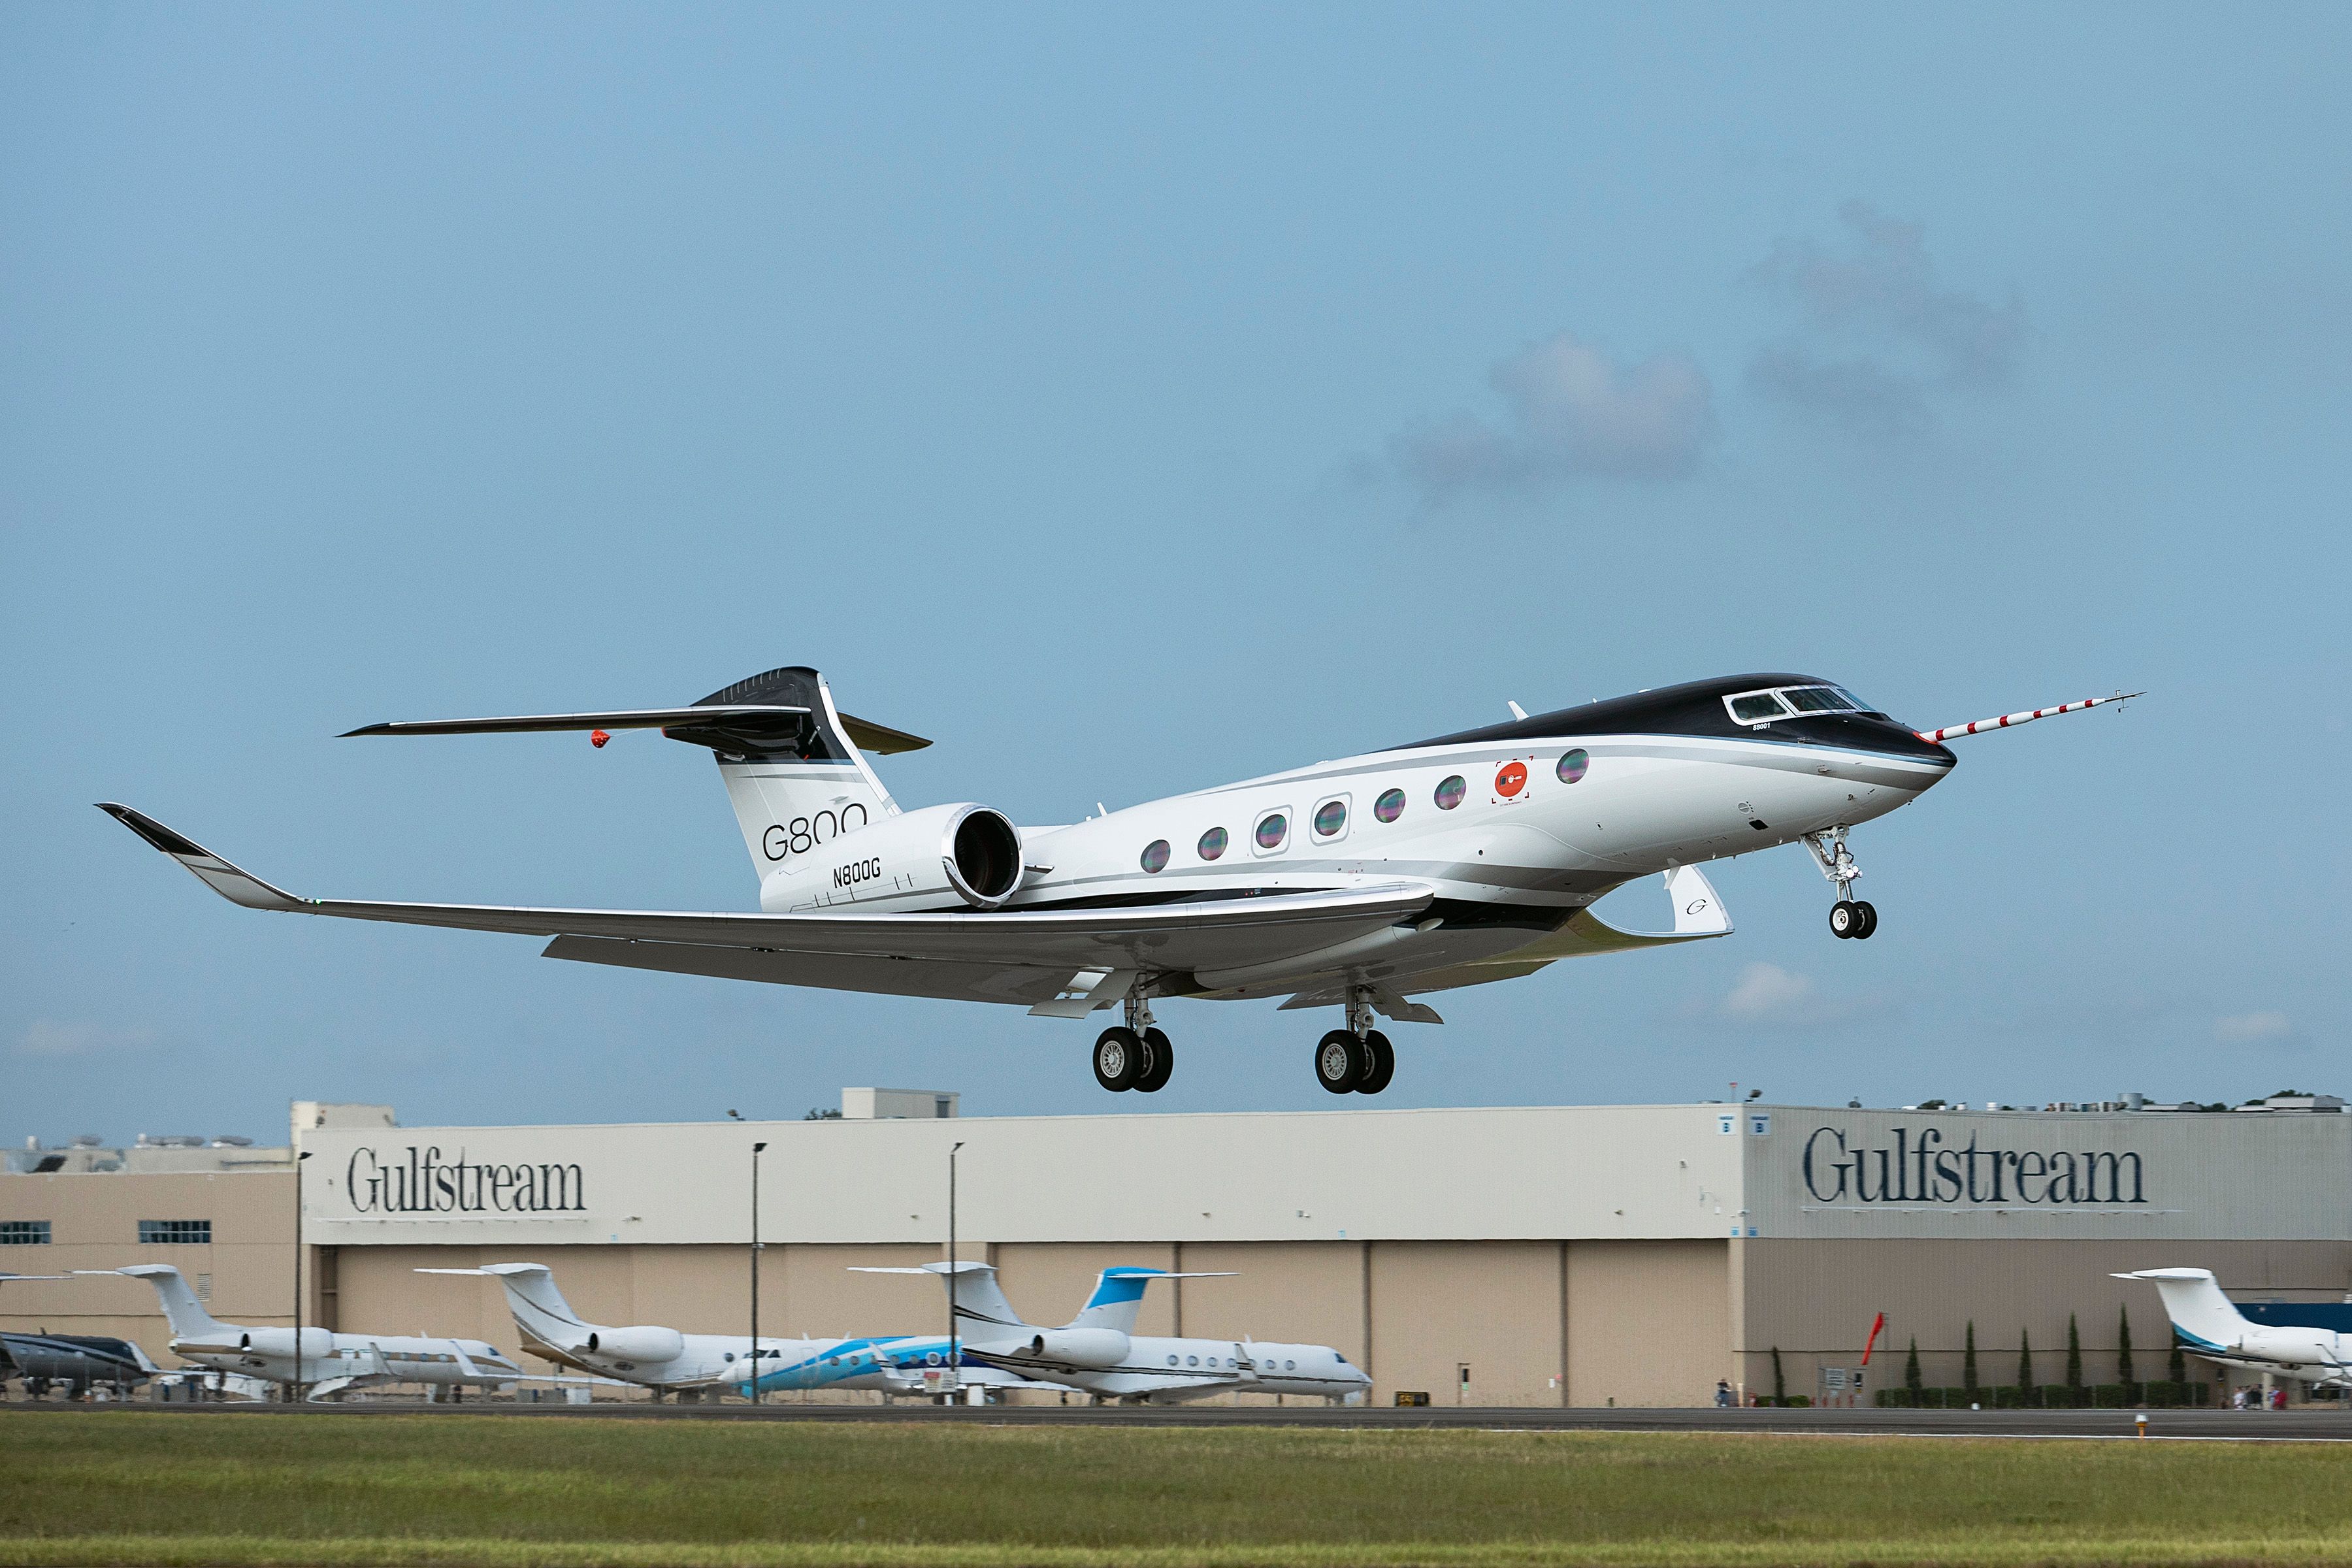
[7,1096,2347,1406]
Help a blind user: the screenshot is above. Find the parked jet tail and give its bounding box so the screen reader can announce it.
[1066,1267,1237,1335]
[2113,1268,2246,1352]
[105,1265,227,1339]
[851,1262,1030,1338]
[417,1263,593,1351]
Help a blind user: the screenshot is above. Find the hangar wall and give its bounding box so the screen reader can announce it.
[8,1100,2347,1407]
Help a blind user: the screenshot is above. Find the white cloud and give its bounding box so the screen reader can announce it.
[16,1020,157,1058]
[1392,331,1714,498]
[1718,962,1821,1025]
[1705,962,1886,1030]
[1745,200,2027,437]
[2214,1011,2293,1044]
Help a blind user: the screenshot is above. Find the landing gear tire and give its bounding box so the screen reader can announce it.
[1134,1028,1175,1092]
[1851,900,1878,940]
[1093,1026,1145,1092]
[1829,900,1860,939]
[1358,1030,1396,1095]
[1315,1030,1364,1095]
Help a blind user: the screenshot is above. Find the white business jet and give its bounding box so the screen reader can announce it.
[90,1264,532,1399]
[858,1262,1370,1405]
[421,1261,1060,1399]
[2115,1268,2350,1389]
[101,666,2132,1096]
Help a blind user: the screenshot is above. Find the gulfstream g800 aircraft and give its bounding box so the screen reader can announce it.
[101,666,2129,1096]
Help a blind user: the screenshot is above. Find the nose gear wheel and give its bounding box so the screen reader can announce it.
[1829,900,1878,940]
[1806,828,1880,939]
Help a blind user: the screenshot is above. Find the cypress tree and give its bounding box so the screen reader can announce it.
[2066,1313,2084,1397]
[1771,1346,1786,1405]
[2116,1305,2135,1390]
[2169,1337,2187,1386]
[1963,1321,1979,1398]
[1904,1336,1922,1394]
[2017,1329,2033,1395]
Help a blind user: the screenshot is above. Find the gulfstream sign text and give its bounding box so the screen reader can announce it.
[346,1146,586,1215]
[1801,1126,2146,1206]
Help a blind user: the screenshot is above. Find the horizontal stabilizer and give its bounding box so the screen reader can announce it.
[341,705,807,738]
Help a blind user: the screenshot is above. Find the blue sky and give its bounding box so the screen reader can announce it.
[5,5,2346,1144]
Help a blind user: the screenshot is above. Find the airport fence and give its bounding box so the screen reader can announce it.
[1876,1382,2212,1409]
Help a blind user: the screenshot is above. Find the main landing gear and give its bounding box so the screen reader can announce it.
[1094,991,1174,1094]
[1314,988,1396,1096]
[1804,826,1878,940]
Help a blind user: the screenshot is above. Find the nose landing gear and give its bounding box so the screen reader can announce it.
[1314,988,1397,1094]
[1805,827,1878,939]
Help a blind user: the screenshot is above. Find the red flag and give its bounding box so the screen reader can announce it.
[1860,1312,1886,1365]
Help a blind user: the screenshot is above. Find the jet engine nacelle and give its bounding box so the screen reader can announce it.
[763,802,1022,913]
[583,1326,685,1363]
[1017,1327,1131,1369]
[235,1327,335,1360]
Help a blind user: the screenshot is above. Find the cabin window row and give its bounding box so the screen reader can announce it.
[1137,750,1592,872]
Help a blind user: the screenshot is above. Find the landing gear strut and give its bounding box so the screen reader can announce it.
[1314,989,1396,1095]
[1094,989,1175,1093]
[1805,827,1878,940]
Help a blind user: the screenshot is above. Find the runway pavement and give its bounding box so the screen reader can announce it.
[12,1398,2350,1439]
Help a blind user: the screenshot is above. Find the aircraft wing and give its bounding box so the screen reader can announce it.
[99,804,1435,1009]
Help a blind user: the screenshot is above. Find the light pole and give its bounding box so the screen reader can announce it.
[293,1151,312,1402]
[947,1140,965,1402]
[749,1140,767,1405]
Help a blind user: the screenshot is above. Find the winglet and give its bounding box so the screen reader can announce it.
[95,804,306,912]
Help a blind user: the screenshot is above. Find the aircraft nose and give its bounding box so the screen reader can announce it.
[1835,715,1958,774]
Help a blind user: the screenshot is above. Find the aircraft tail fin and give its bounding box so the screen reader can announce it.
[698,668,915,889]
[108,1265,227,1339]
[851,1262,1029,1338]
[419,1263,595,1352]
[1065,1268,1239,1334]
[2114,1267,2246,1351]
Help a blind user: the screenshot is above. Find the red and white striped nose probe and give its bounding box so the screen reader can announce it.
[1916,691,2144,744]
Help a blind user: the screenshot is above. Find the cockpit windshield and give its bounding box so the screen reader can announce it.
[1723,685,1877,726]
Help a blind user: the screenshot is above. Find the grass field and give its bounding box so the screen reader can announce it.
[5,1411,2351,1567]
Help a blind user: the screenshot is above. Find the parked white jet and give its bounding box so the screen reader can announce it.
[90,1264,532,1399]
[422,1262,1060,1399]
[2115,1268,2350,1388]
[860,1262,1370,1405]
[101,666,2132,1095]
